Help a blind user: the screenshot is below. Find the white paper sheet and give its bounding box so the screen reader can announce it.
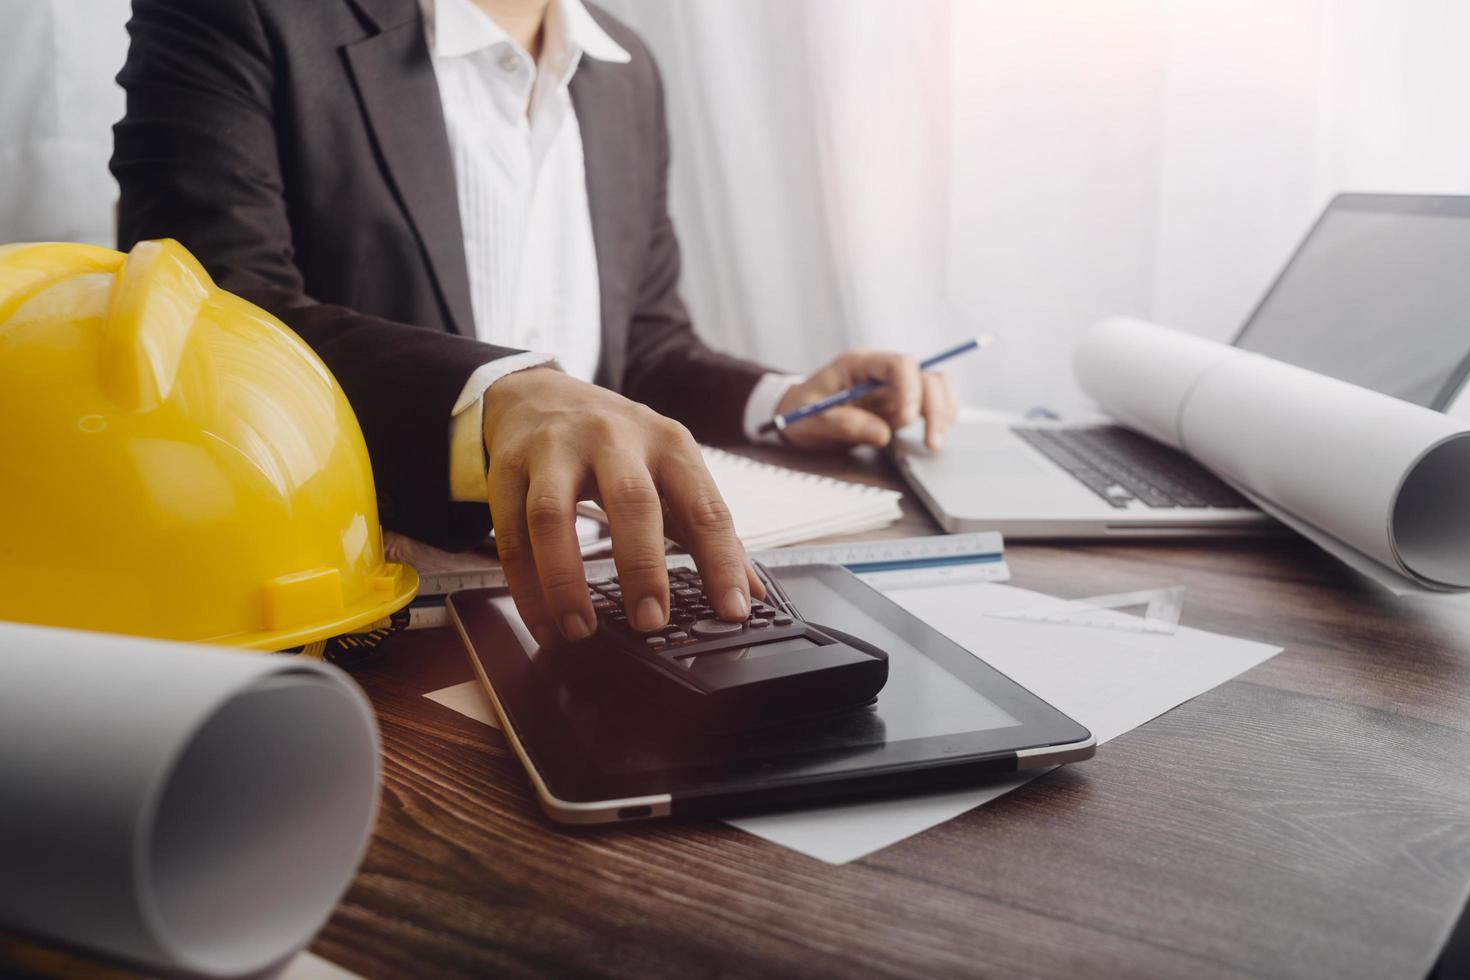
[277,951,367,980]
[424,582,1280,864]
[0,623,380,978]
[1075,317,1470,591]
[426,679,500,727]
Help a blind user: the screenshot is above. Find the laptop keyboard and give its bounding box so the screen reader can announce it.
[1012,425,1251,509]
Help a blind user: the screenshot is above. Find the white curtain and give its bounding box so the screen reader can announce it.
[0,1,129,247]
[595,0,959,373]
[6,0,1470,416]
[600,0,1470,412]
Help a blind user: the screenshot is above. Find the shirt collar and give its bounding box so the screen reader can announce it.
[420,0,630,65]
[556,0,631,64]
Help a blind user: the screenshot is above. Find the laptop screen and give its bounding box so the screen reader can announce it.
[1233,195,1470,410]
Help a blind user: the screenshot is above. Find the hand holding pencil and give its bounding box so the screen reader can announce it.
[763,337,989,452]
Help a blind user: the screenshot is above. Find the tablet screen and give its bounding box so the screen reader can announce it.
[774,575,1020,740]
[454,564,1091,806]
[519,575,1020,777]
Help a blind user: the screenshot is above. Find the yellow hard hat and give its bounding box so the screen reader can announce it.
[0,239,417,650]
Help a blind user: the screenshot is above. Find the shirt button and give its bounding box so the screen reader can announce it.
[498,53,520,73]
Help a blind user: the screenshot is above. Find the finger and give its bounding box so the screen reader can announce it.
[801,404,892,449]
[938,371,960,431]
[744,557,767,600]
[859,353,922,430]
[525,463,596,642]
[594,456,670,632]
[922,372,950,451]
[656,439,751,621]
[488,454,555,647]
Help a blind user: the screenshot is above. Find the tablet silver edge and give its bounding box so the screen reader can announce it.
[1015,737,1097,769]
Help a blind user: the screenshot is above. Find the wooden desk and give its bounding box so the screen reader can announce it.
[9,447,1470,979]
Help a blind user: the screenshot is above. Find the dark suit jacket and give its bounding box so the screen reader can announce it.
[112,0,770,549]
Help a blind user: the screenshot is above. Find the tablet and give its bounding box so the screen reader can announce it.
[447,565,1094,824]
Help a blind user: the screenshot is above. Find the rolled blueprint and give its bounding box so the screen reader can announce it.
[1075,316,1470,592]
[0,623,379,977]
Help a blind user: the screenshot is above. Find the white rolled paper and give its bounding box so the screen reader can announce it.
[0,623,380,977]
[1075,316,1470,592]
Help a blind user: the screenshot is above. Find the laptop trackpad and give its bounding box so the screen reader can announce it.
[953,446,1050,477]
[908,424,1050,478]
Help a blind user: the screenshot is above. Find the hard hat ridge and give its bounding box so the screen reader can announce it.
[0,239,418,650]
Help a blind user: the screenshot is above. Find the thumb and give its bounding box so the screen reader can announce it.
[789,405,892,449]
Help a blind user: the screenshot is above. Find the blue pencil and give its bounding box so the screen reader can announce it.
[759,335,993,436]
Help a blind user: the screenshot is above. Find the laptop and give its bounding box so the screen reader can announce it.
[894,193,1470,538]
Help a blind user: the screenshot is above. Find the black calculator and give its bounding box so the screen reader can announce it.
[580,563,890,729]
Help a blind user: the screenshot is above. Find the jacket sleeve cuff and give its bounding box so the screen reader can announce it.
[742,372,804,444]
[449,351,559,502]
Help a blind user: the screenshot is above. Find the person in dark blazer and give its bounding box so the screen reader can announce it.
[112,0,958,646]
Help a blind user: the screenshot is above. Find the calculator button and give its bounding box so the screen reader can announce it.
[773,614,793,626]
[588,579,612,588]
[749,618,771,629]
[645,636,667,649]
[692,619,744,638]
[667,630,689,643]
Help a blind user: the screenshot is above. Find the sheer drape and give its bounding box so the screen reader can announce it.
[4,0,1469,414]
[0,1,128,246]
[596,0,957,373]
[599,0,1470,411]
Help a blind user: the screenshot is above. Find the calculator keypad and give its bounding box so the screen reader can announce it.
[587,566,801,661]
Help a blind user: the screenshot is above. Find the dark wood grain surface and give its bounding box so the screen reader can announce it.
[8,445,1470,980]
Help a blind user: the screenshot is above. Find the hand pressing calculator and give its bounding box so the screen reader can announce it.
[578,562,889,729]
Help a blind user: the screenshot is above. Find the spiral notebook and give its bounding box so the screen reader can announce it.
[580,447,903,551]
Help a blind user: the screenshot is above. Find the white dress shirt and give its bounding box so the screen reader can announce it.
[422,0,795,502]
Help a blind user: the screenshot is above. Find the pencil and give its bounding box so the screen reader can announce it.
[759,335,992,436]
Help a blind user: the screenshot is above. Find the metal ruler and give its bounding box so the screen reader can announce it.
[407,532,1007,629]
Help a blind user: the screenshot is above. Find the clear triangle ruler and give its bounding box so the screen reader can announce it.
[987,586,1185,635]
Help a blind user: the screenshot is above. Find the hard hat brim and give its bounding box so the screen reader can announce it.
[226,563,420,652]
